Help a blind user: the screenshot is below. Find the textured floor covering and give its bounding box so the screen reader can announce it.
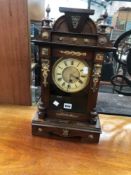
[96,92,131,116]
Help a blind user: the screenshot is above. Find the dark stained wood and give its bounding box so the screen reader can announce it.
[0,0,31,105]
[32,7,115,142]
[59,7,95,15]
[0,105,131,175]
[32,112,101,143]
[33,39,116,52]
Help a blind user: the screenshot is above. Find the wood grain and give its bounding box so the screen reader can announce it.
[0,0,31,105]
[0,105,131,175]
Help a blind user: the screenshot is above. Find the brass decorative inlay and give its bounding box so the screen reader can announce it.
[42,31,49,40]
[38,128,43,132]
[41,59,50,87]
[58,37,64,41]
[56,112,78,118]
[59,50,86,57]
[95,53,104,61]
[92,64,102,92]
[41,48,48,56]
[62,129,69,137]
[72,37,77,42]
[84,38,89,43]
[88,134,94,139]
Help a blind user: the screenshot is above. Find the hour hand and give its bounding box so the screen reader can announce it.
[71,74,83,84]
[71,74,79,80]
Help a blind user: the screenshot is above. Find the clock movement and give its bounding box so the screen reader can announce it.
[32,7,115,143]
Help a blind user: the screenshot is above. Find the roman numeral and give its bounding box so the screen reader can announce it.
[71,60,74,65]
[64,61,67,66]
[58,66,63,70]
[79,79,83,84]
[58,78,62,81]
[81,75,86,78]
[62,82,65,87]
[57,73,62,75]
[77,62,80,67]
[68,84,71,88]
[67,84,71,91]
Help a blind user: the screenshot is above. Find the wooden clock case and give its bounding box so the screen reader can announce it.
[32,7,115,143]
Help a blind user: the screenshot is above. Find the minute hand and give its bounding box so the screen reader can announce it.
[71,74,83,83]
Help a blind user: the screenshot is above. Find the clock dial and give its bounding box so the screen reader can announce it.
[52,58,90,93]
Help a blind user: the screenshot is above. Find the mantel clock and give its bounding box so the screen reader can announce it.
[32,7,115,143]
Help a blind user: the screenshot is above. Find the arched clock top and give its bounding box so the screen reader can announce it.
[53,15,97,34]
[53,7,97,34]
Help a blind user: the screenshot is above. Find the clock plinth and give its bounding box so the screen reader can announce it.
[32,112,101,143]
[32,7,116,143]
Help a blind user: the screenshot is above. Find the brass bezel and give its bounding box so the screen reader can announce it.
[52,57,91,93]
